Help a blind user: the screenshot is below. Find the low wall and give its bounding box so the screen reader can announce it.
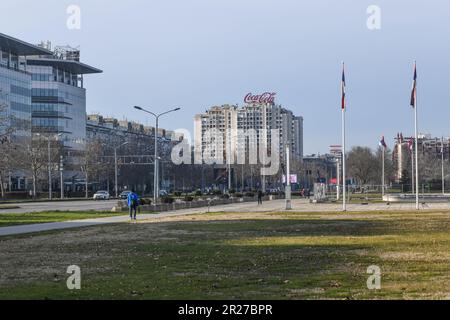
[383,193,450,203]
[113,195,280,213]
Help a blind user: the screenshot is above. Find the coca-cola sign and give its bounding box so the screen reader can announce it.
[244,92,276,105]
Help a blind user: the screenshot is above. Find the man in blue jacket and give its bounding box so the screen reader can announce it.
[127,190,139,221]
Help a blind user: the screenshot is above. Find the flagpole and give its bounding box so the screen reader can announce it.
[411,144,415,194]
[442,136,445,195]
[414,62,419,210]
[342,105,347,212]
[382,146,385,198]
[341,62,347,212]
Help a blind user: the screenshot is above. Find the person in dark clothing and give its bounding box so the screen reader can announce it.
[127,189,139,221]
[257,190,263,205]
[306,188,311,199]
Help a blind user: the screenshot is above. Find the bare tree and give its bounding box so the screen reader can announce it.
[82,139,108,198]
[20,139,48,198]
[347,146,379,186]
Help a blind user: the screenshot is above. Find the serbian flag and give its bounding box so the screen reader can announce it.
[379,136,387,149]
[407,138,414,153]
[410,63,417,107]
[341,63,346,110]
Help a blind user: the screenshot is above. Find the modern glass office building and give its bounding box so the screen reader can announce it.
[27,46,102,150]
[0,33,52,141]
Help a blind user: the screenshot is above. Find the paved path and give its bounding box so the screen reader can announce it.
[0,200,117,214]
[2,199,450,237]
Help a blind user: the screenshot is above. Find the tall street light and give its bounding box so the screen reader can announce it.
[134,106,181,203]
[36,132,63,200]
[114,141,129,198]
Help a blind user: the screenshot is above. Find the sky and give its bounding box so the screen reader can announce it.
[1,0,449,154]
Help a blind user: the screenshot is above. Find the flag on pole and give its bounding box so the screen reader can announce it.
[410,63,417,107]
[407,138,414,153]
[379,136,387,149]
[341,63,346,110]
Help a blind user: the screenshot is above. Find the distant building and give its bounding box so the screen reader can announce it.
[86,114,181,143]
[393,133,450,183]
[0,33,52,142]
[28,42,102,150]
[194,101,304,164]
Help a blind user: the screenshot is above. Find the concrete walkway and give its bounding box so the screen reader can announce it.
[0,200,117,214]
[2,199,450,237]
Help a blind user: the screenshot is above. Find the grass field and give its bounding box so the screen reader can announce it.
[0,211,123,227]
[1,210,450,300]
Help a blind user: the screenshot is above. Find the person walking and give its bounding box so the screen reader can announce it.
[306,188,311,200]
[127,189,139,222]
[257,190,263,205]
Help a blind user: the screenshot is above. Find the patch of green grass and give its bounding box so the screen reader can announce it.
[0,211,123,227]
[1,210,450,299]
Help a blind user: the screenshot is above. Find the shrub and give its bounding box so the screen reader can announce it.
[184,196,194,202]
[229,189,236,194]
[245,192,255,198]
[213,190,223,196]
[234,192,243,198]
[140,198,152,205]
[195,190,202,196]
[173,191,182,197]
[161,197,175,204]
[222,194,230,199]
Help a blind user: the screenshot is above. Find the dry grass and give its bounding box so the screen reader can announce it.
[0,210,450,299]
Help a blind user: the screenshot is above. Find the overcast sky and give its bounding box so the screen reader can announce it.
[1,0,449,154]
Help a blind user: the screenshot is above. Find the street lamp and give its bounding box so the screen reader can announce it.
[114,141,129,198]
[134,106,181,203]
[36,132,63,200]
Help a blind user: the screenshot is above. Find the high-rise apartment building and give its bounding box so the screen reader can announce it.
[194,100,304,164]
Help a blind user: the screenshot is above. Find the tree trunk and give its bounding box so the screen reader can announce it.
[33,173,37,198]
[85,170,88,199]
[0,173,5,199]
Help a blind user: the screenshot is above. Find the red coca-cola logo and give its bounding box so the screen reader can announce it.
[244,92,276,105]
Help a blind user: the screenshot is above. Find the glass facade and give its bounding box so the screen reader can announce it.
[0,49,32,141]
[28,64,86,150]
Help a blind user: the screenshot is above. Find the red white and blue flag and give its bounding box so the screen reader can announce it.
[341,63,346,110]
[379,136,387,149]
[408,138,414,153]
[410,63,417,107]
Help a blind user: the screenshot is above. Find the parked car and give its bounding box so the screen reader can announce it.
[159,189,169,197]
[119,191,132,200]
[93,191,110,200]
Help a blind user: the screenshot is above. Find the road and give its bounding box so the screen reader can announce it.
[0,200,117,214]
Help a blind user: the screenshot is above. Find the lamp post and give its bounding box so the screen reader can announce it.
[285,144,292,210]
[134,106,181,204]
[60,155,64,199]
[36,132,63,200]
[442,136,445,196]
[114,141,129,198]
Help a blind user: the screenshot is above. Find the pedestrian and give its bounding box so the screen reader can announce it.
[127,189,139,222]
[257,190,263,205]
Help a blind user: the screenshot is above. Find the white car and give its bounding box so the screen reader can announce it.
[93,191,110,200]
